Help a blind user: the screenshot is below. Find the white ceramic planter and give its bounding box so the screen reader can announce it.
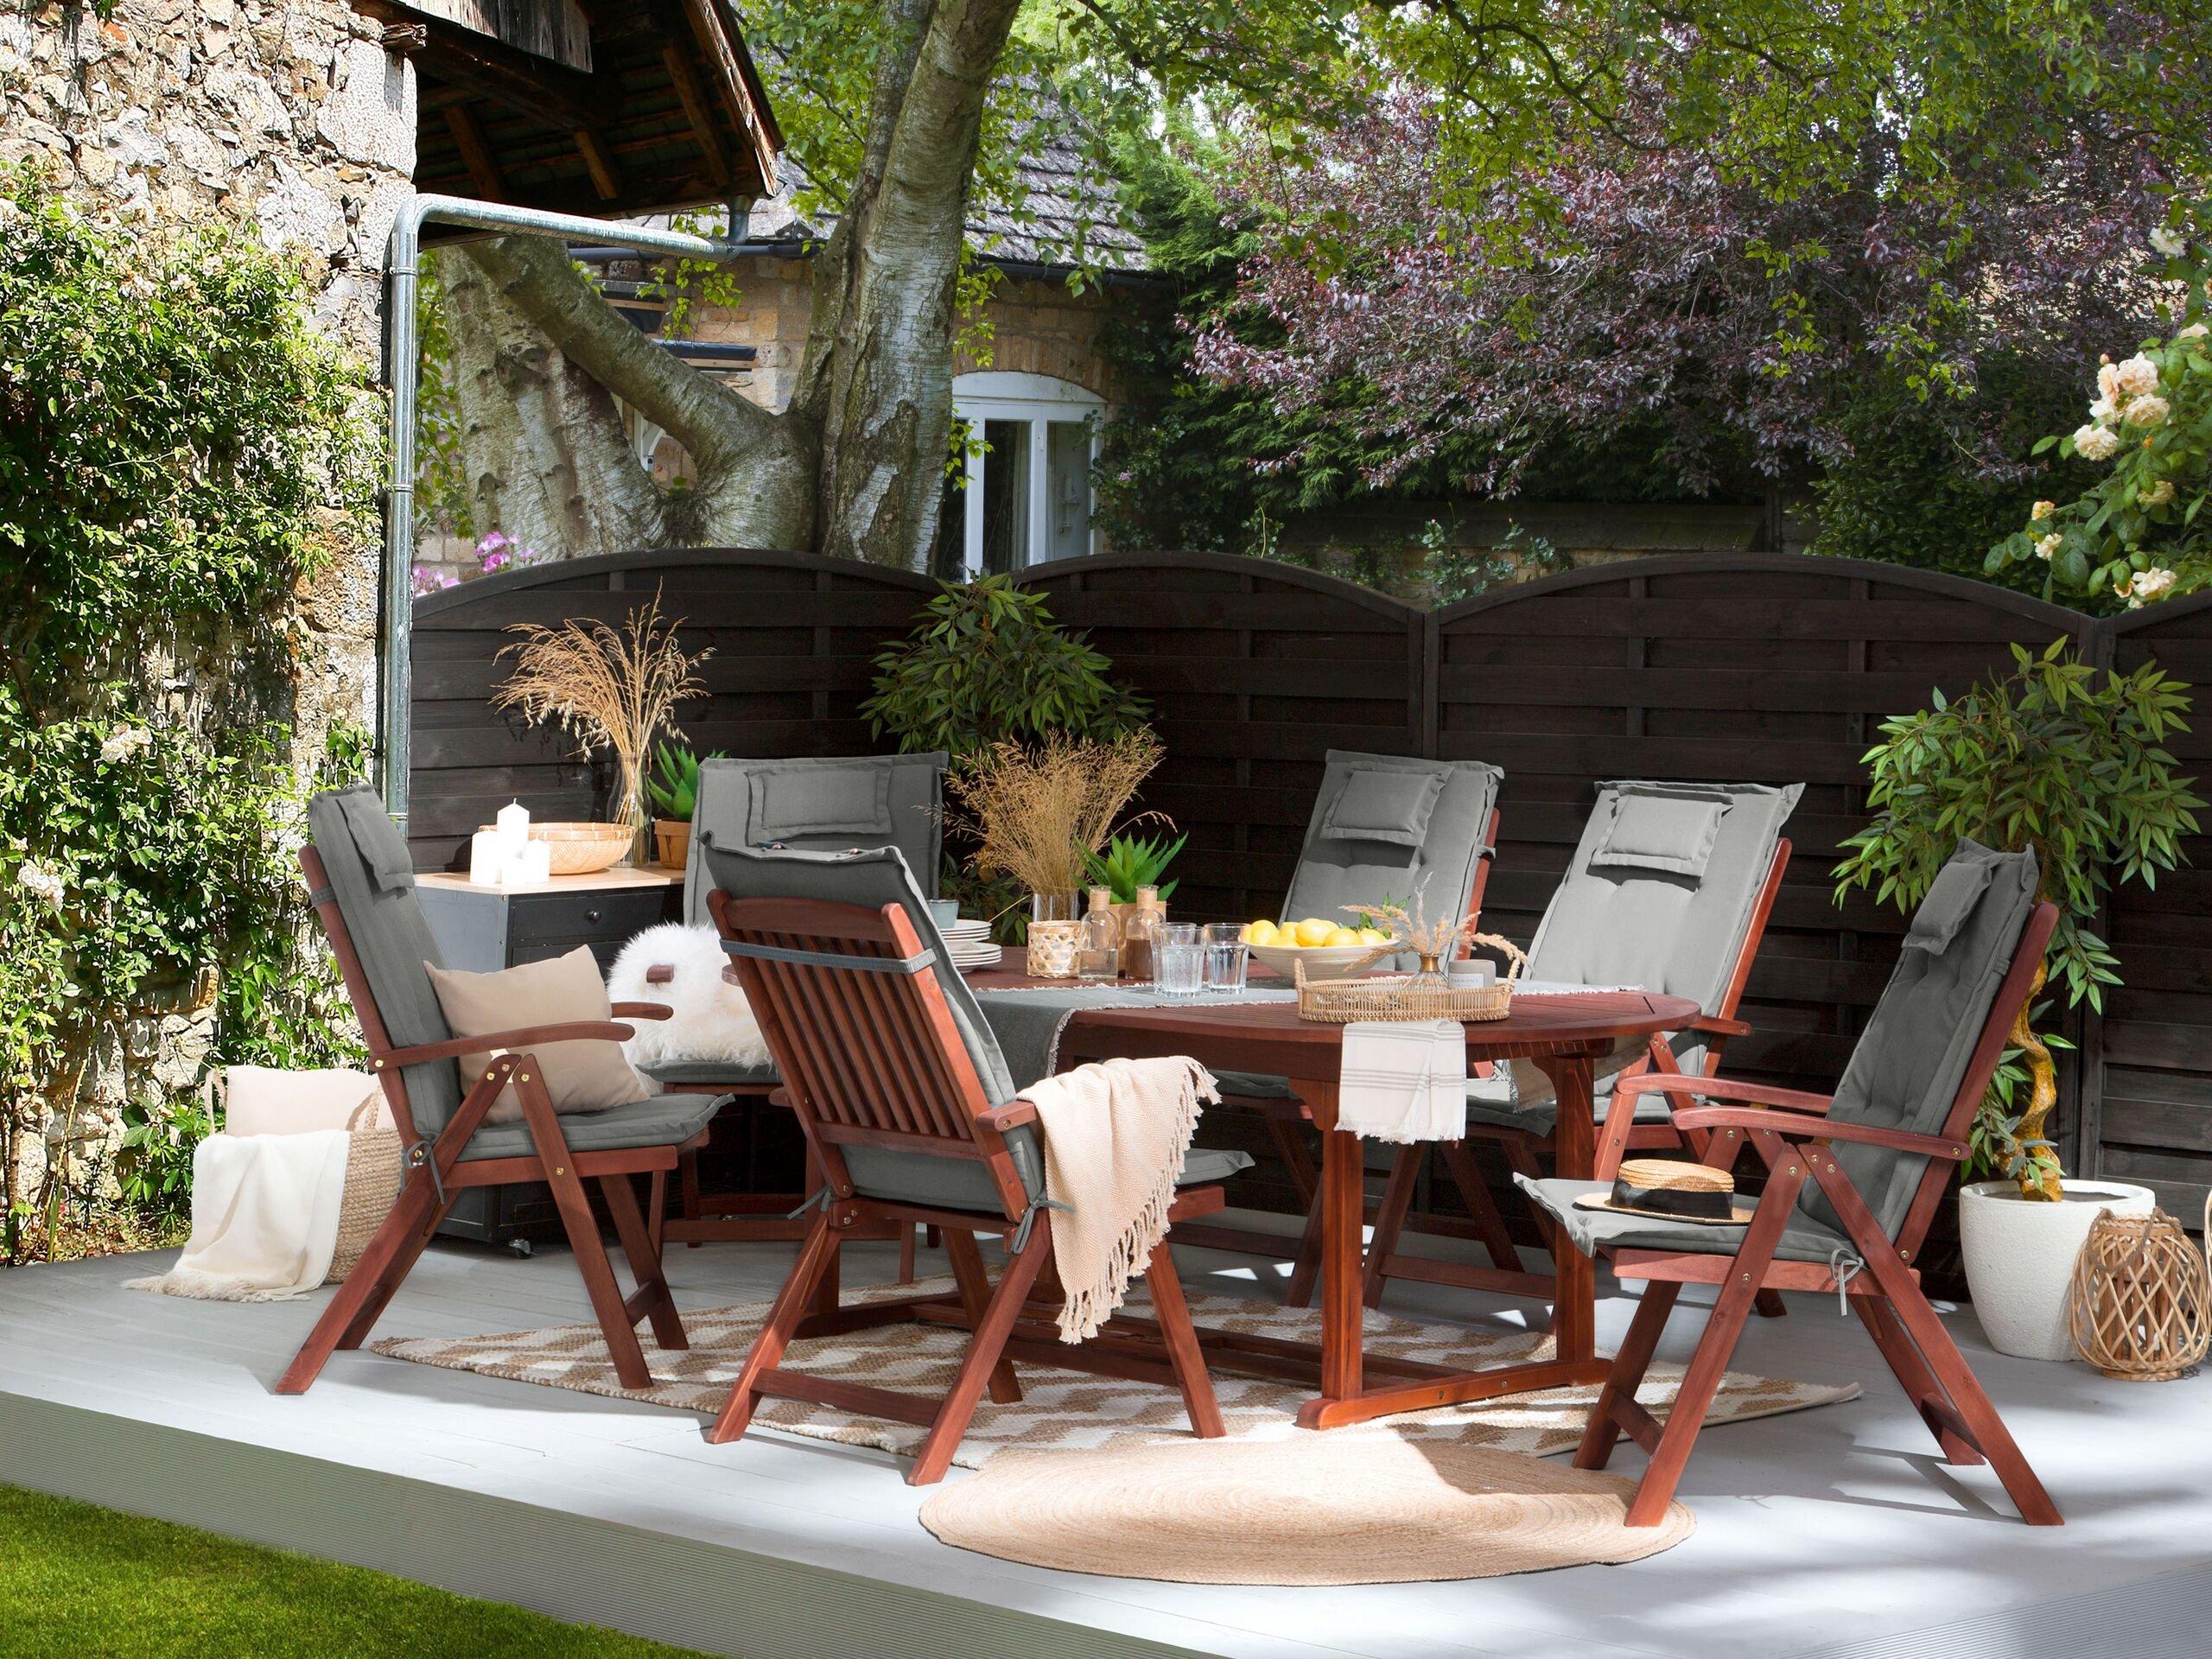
[1959,1179,2155,1360]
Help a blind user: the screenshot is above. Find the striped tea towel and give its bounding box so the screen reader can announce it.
[1337,1019,1468,1143]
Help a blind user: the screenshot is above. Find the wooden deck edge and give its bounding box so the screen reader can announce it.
[0,1390,1208,1659]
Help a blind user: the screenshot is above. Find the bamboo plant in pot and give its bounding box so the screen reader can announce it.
[1834,639,2200,1357]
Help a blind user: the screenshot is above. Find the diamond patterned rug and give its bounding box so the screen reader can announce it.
[375,1276,1857,1471]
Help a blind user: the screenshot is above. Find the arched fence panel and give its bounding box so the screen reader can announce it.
[1015,552,1426,925]
[1433,557,2096,1102]
[407,550,936,872]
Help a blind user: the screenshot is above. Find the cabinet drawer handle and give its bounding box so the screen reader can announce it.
[584,907,602,925]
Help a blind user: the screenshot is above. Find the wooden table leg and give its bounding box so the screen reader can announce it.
[1297,1080,1366,1429]
[1534,1052,1598,1365]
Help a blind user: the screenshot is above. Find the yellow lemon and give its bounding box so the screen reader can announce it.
[1325,926,1362,947]
[1247,919,1279,945]
[1357,927,1389,945]
[1295,918,1337,947]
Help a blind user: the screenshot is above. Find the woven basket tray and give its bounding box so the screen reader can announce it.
[1295,934,1527,1024]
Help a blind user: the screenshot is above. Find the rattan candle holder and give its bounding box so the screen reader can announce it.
[2066,1206,2210,1382]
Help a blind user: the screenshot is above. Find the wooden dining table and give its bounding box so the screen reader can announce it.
[967,970,1700,1430]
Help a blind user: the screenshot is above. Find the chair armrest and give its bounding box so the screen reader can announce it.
[645,963,676,985]
[1670,1106,1967,1160]
[1613,1072,1834,1114]
[1684,1014,1751,1040]
[978,1099,1039,1133]
[610,1001,673,1020]
[379,1020,637,1066]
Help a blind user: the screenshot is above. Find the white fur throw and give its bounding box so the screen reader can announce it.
[605,922,772,1073]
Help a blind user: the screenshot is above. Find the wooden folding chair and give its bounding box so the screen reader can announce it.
[1522,842,2062,1526]
[1363,783,1797,1313]
[277,787,718,1395]
[1185,750,1505,1297]
[702,887,1226,1485]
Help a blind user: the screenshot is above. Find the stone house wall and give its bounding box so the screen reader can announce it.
[0,0,413,1214]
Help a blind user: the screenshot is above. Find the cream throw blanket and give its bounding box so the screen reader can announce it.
[128,1066,384,1303]
[1022,1056,1218,1344]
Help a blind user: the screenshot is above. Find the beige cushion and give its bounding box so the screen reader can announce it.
[425,947,649,1125]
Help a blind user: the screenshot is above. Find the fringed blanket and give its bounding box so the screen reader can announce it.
[1021,1056,1218,1343]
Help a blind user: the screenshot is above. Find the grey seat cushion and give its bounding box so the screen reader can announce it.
[1281,752,1502,970]
[457,1091,725,1163]
[308,786,464,1138]
[1460,1069,1667,1136]
[1516,1176,1854,1266]
[684,753,948,924]
[845,1138,1252,1217]
[640,1058,780,1088]
[1211,1070,1300,1100]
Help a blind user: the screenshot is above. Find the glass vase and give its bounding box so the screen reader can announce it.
[613,753,651,868]
[1027,891,1081,978]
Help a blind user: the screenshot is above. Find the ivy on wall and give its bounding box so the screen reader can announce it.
[0,170,376,1260]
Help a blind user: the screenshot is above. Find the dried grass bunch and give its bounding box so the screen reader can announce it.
[493,591,709,834]
[1345,878,1475,975]
[950,730,1165,899]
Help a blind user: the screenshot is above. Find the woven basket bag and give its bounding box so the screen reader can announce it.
[327,1097,402,1284]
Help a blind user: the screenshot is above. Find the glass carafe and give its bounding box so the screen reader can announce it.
[1121,885,1164,982]
[1077,886,1120,981]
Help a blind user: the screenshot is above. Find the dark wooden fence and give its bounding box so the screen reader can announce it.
[410,548,2210,1216]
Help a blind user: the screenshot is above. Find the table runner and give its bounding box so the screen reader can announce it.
[975,983,1298,1090]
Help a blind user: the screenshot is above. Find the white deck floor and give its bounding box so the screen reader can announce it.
[3,1221,2209,1659]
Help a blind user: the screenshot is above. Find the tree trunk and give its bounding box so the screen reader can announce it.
[441,248,676,556]
[791,0,1025,568]
[2008,962,2065,1202]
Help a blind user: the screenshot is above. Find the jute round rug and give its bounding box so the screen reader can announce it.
[917,1436,1694,1585]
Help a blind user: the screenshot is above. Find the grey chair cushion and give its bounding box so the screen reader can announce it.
[1526,779,1801,1010]
[1281,751,1503,971]
[308,786,463,1138]
[1801,841,2038,1241]
[845,1139,1252,1216]
[1460,1067,1663,1136]
[640,1058,780,1088]
[1211,1070,1300,1100]
[456,1090,726,1163]
[695,840,1019,1110]
[1589,788,1728,877]
[684,753,948,925]
[1516,1175,1854,1266]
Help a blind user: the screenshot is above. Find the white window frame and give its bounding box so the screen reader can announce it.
[951,371,1105,577]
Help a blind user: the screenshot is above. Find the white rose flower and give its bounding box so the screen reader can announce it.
[2133,567,2177,601]
[99,727,152,763]
[2097,362,2123,401]
[2123,394,2171,428]
[2113,354,2161,398]
[2074,423,2121,461]
[2182,323,2209,341]
[2140,479,2177,509]
[2033,533,2061,561]
[16,861,65,909]
[2030,499,2056,520]
[2152,226,2188,258]
[2088,394,2120,423]
[2129,596,2145,610]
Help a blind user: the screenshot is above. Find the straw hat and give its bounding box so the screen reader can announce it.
[1574,1158,1756,1224]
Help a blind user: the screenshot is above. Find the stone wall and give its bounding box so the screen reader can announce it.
[0,0,412,1214]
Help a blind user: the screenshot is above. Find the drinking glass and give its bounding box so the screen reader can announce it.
[1155,940,1206,996]
[1201,923,1249,993]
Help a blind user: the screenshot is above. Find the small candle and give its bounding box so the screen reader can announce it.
[495,799,531,850]
[516,840,552,885]
[468,829,508,887]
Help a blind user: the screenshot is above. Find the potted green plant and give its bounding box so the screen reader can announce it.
[1083,830,1187,947]
[1834,639,2198,1357]
[645,741,708,869]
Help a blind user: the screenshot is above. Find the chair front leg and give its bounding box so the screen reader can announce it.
[1620,1154,1808,1527]
[601,1170,688,1351]
[512,1063,654,1390]
[1573,1280,1679,1472]
[1142,1234,1224,1439]
[909,1217,1055,1486]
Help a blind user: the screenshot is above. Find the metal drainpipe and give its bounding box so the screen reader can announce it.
[377,194,749,823]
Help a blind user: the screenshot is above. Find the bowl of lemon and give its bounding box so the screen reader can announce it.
[1242,917,1391,983]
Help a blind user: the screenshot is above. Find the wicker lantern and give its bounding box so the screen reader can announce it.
[2067,1207,2210,1382]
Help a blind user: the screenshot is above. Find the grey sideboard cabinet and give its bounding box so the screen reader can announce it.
[415,866,684,1249]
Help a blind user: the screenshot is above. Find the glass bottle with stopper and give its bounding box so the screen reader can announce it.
[1076,886,1120,981]
[1121,885,1164,982]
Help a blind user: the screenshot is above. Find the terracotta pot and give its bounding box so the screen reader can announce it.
[652,817,692,870]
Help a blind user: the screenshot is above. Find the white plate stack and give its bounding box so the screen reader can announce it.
[940,917,1002,972]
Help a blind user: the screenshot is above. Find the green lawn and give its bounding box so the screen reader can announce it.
[0,1484,715,1659]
